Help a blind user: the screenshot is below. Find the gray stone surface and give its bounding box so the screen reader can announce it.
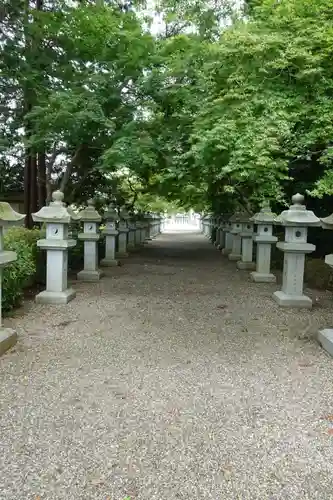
[35,287,76,304]
[0,328,17,356]
[100,258,119,267]
[251,203,278,282]
[1,233,333,499]
[32,191,78,304]
[237,260,256,270]
[273,290,312,308]
[273,194,319,308]
[77,269,104,282]
[77,202,103,282]
[250,271,276,283]
[318,329,333,358]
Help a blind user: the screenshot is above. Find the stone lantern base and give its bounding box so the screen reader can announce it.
[77,269,104,282]
[221,247,231,256]
[100,258,119,267]
[115,251,129,258]
[0,328,17,356]
[237,260,256,270]
[272,290,312,308]
[318,329,333,358]
[250,271,276,283]
[35,288,76,305]
[228,252,241,261]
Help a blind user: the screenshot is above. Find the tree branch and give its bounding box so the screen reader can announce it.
[59,145,82,193]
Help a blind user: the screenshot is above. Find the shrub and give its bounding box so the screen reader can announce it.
[2,227,41,312]
[305,258,333,291]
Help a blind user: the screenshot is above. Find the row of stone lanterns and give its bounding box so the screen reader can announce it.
[0,191,162,356]
[203,194,322,309]
[202,194,333,356]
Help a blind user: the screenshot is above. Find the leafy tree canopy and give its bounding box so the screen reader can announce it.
[2,0,333,217]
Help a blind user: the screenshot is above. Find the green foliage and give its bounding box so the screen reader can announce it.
[3,0,333,215]
[2,227,41,312]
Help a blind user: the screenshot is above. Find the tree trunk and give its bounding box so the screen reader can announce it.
[37,150,47,208]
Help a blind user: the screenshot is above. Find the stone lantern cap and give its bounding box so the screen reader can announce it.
[0,202,25,227]
[278,193,320,227]
[119,206,130,221]
[104,202,118,221]
[0,201,23,265]
[320,213,333,230]
[239,211,252,223]
[32,190,81,224]
[66,206,81,222]
[229,211,241,223]
[230,210,251,223]
[251,202,277,224]
[78,199,101,222]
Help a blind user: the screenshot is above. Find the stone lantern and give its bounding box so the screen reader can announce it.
[141,213,149,243]
[138,213,147,247]
[228,211,243,261]
[203,214,211,239]
[214,216,221,247]
[201,215,207,236]
[116,206,130,258]
[77,199,104,282]
[100,201,119,267]
[237,215,256,270]
[32,190,80,304]
[155,214,161,237]
[250,202,278,282]
[273,193,320,308]
[317,213,333,356]
[145,213,153,240]
[203,215,211,238]
[211,216,218,244]
[149,213,156,239]
[161,213,167,233]
[0,203,25,355]
[217,216,225,250]
[222,220,233,256]
[127,210,136,252]
[135,213,144,247]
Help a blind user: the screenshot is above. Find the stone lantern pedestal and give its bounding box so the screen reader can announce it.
[250,203,278,282]
[0,203,25,355]
[135,219,143,247]
[145,214,153,241]
[217,217,226,250]
[273,194,320,308]
[142,217,149,244]
[228,212,243,261]
[221,221,233,256]
[127,215,137,252]
[161,215,167,232]
[214,217,220,247]
[152,215,159,238]
[116,206,130,258]
[77,200,104,282]
[237,218,256,270]
[100,202,119,267]
[150,215,157,238]
[200,216,205,235]
[32,190,80,304]
[202,215,210,237]
[318,214,333,356]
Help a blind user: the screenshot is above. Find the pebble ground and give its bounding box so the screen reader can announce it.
[1,232,333,500]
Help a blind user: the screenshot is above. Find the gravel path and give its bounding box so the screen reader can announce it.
[1,231,333,500]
